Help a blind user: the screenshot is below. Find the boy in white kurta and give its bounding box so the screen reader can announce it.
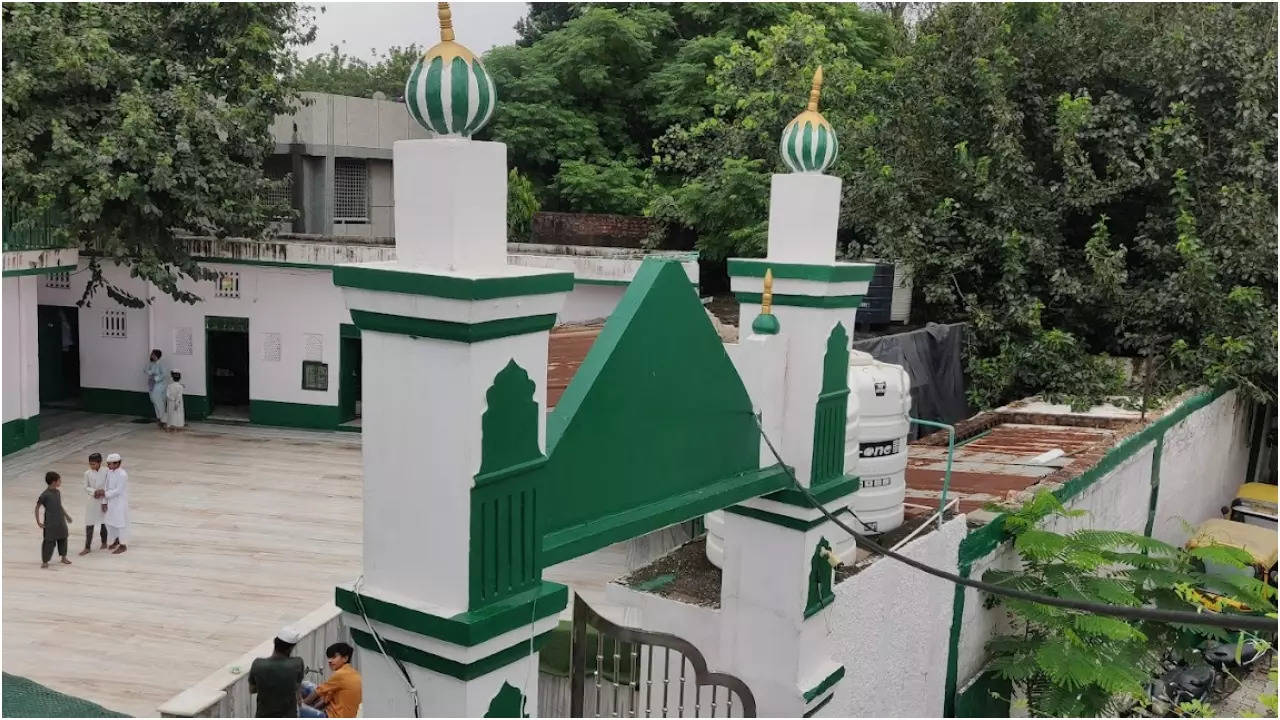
[164,371,186,432]
[80,452,109,555]
[103,453,130,554]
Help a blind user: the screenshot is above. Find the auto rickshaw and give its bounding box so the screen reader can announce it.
[1227,482,1277,530]
[1183,519,1278,614]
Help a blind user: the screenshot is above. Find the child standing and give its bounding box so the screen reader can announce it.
[35,471,73,568]
[80,452,108,554]
[165,371,186,432]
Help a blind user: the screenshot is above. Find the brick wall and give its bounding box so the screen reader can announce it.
[530,211,657,248]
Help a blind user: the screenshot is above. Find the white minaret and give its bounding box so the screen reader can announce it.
[333,5,568,716]
[719,66,873,717]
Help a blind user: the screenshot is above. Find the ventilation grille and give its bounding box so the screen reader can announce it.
[333,158,368,222]
[102,310,126,339]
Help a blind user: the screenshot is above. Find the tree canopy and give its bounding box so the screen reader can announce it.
[2,2,315,306]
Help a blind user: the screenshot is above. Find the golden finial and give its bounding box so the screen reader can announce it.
[761,268,774,315]
[806,66,823,112]
[751,268,781,335]
[438,2,455,43]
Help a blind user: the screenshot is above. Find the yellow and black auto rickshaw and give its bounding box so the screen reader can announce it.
[1227,482,1278,531]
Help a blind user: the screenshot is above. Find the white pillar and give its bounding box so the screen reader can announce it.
[719,173,875,716]
[335,138,571,717]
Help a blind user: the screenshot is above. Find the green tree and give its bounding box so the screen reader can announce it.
[294,44,423,100]
[507,169,539,241]
[982,492,1276,717]
[840,3,1277,408]
[2,2,315,305]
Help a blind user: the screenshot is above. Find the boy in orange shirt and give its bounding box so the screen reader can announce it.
[300,642,362,718]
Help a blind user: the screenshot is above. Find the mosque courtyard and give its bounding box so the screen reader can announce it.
[2,412,629,717]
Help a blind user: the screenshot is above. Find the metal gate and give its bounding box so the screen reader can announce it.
[569,595,755,718]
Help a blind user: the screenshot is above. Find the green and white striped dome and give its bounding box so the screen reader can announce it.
[780,67,838,174]
[405,3,496,138]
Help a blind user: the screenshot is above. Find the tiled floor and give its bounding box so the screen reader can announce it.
[3,412,634,717]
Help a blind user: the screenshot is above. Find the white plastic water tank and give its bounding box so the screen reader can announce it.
[846,350,911,535]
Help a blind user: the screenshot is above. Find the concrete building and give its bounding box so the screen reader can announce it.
[8,93,696,437]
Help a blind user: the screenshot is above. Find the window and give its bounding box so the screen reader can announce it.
[45,272,71,289]
[266,174,293,221]
[215,271,240,298]
[102,310,126,338]
[302,360,328,391]
[333,158,369,223]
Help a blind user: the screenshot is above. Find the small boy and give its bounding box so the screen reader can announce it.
[80,452,109,554]
[35,471,73,568]
[164,371,186,432]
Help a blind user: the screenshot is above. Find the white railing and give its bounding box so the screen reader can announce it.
[158,604,351,718]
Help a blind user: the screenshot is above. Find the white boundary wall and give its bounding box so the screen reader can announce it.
[950,388,1255,714]
[830,515,966,717]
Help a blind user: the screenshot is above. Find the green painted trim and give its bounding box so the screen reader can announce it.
[802,665,845,702]
[804,537,836,619]
[803,692,834,718]
[333,264,572,301]
[2,415,39,455]
[1245,402,1267,484]
[946,387,1231,717]
[765,473,859,508]
[350,627,551,681]
[956,386,1231,565]
[335,581,568,647]
[942,561,973,718]
[735,292,864,308]
[724,504,830,531]
[1144,435,1164,538]
[728,259,875,284]
[205,315,248,332]
[340,323,361,339]
[954,667,1012,718]
[80,387,154,417]
[2,263,78,278]
[183,395,210,421]
[349,309,557,343]
[541,464,790,566]
[249,400,341,430]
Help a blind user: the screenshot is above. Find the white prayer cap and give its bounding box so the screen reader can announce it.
[105,453,122,462]
[277,626,303,644]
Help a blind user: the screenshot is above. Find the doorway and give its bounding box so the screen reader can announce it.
[37,305,80,406]
[205,316,249,421]
[338,324,362,428]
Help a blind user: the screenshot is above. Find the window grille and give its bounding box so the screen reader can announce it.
[333,158,369,222]
[215,271,240,298]
[102,310,126,339]
[266,175,293,220]
[45,272,71,289]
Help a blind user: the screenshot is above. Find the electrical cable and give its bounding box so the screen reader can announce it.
[750,412,1279,633]
[352,575,421,718]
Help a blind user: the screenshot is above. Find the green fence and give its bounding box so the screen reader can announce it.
[2,205,71,252]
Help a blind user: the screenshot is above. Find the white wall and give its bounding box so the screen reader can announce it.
[149,262,352,406]
[559,285,625,324]
[37,261,351,407]
[832,516,966,718]
[952,389,1255,702]
[3,275,40,423]
[1152,391,1252,546]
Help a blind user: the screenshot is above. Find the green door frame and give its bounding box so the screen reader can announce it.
[339,323,360,423]
[205,315,250,414]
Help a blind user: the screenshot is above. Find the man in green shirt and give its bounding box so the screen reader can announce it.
[249,627,305,718]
